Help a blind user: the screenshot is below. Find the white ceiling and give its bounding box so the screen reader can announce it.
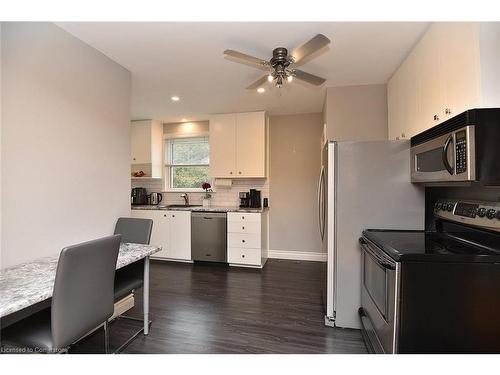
[57,22,429,123]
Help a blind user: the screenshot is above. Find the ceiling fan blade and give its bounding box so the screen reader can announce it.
[246,75,269,90]
[224,49,270,71]
[291,34,331,64]
[293,70,327,86]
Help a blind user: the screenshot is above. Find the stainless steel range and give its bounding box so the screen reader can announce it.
[359,198,500,353]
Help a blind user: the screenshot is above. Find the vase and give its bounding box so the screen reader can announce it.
[202,198,211,207]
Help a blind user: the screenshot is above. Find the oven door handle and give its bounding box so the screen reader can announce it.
[442,134,454,175]
[359,238,396,270]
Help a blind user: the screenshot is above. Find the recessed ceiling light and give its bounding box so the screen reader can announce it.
[171,96,180,101]
[257,87,265,93]
[181,118,187,122]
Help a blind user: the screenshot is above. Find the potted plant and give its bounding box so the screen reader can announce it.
[202,182,213,207]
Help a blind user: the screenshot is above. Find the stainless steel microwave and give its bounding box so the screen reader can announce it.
[411,126,475,183]
[410,109,500,185]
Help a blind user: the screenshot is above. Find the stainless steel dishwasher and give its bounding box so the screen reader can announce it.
[191,211,227,262]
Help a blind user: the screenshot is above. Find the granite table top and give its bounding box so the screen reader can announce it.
[0,243,161,318]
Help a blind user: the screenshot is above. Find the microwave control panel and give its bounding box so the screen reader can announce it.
[455,130,467,174]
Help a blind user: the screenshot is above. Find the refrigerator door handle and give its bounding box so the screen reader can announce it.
[318,165,325,240]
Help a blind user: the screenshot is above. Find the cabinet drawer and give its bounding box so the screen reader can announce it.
[228,233,261,249]
[228,212,260,223]
[227,247,261,266]
[227,220,260,234]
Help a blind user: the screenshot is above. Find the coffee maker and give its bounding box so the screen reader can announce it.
[249,189,261,208]
[239,192,250,208]
[131,187,148,205]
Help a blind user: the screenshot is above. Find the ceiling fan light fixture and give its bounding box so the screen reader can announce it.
[257,87,265,93]
[267,74,273,82]
[287,75,293,83]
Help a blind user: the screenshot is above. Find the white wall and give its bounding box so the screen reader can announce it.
[324,84,388,141]
[269,113,323,255]
[1,23,131,268]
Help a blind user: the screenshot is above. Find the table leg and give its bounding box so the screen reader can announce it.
[143,256,150,335]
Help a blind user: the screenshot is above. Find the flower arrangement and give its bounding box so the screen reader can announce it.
[202,182,213,199]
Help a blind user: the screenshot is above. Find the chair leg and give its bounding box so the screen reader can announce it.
[103,321,109,354]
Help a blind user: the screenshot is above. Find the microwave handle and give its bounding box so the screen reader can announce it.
[442,134,454,175]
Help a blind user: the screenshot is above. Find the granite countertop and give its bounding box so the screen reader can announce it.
[0,243,161,318]
[131,205,268,213]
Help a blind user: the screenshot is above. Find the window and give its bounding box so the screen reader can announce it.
[165,137,210,190]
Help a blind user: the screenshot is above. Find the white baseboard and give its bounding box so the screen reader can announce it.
[267,250,327,262]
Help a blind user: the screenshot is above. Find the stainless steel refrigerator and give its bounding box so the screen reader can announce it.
[319,140,424,329]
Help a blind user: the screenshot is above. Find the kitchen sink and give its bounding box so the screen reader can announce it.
[159,204,202,209]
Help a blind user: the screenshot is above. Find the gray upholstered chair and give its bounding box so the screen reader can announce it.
[112,217,152,352]
[1,235,121,353]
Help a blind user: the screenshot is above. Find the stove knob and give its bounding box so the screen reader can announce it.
[486,209,496,219]
[435,202,442,210]
[447,203,454,212]
[477,208,487,218]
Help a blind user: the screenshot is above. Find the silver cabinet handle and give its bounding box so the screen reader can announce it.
[445,108,452,115]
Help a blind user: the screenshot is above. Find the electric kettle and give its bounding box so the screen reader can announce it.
[149,192,163,205]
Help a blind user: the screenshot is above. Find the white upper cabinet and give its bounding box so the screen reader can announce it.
[439,23,481,118]
[130,120,163,178]
[388,22,499,140]
[235,112,266,177]
[209,114,237,178]
[209,111,266,178]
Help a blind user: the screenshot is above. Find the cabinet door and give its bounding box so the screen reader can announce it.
[416,25,445,134]
[149,211,171,259]
[387,70,404,140]
[441,23,481,119]
[131,121,151,164]
[168,211,191,260]
[130,210,170,258]
[209,114,237,178]
[235,112,266,177]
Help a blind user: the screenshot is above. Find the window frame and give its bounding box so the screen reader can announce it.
[163,133,210,192]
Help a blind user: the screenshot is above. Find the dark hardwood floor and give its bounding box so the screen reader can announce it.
[72,259,367,354]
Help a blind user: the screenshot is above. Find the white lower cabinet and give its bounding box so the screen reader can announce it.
[227,247,261,266]
[227,212,268,268]
[130,209,191,261]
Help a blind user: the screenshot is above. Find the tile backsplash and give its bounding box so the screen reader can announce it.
[131,178,269,207]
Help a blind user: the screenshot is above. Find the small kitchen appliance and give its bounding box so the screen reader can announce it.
[149,192,163,205]
[131,187,148,205]
[239,192,250,208]
[410,108,500,185]
[249,189,261,208]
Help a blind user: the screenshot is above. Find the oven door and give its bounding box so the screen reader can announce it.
[410,125,475,183]
[359,238,400,354]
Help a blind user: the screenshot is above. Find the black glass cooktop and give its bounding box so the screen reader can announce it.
[362,229,500,263]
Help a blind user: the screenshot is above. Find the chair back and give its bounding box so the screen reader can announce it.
[51,235,121,348]
[114,217,153,244]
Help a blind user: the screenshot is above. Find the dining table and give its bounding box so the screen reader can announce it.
[0,242,161,336]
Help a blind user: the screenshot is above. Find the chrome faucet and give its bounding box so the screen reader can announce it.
[181,193,189,206]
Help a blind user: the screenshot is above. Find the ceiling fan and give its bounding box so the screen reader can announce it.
[224,34,331,90]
